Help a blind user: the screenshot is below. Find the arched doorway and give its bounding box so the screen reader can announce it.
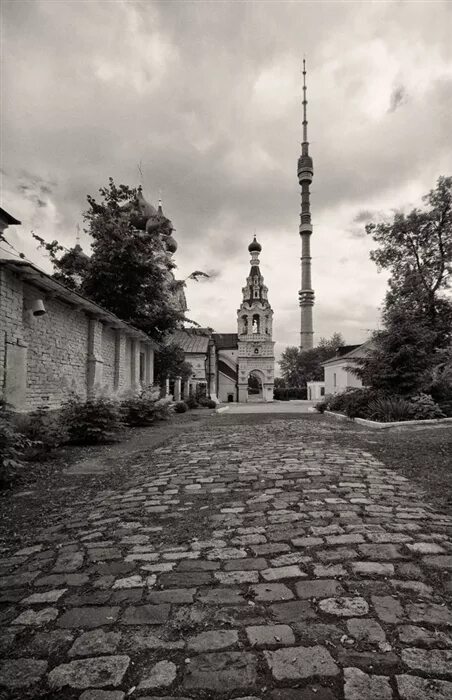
[247,370,264,401]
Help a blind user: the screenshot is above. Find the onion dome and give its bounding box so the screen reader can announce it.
[166,235,178,253]
[248,235,262,253]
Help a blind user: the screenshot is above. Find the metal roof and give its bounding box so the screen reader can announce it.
[171,329,210,354]
[0,259,157,346]
[0,208,21,225]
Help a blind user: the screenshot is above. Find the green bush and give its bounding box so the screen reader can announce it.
[198,397,217,409]
[327,388,380,418]
[0,401,29,488]
[61,394,123,444]
[274,387,307,401]
[409,394,445,420]
[366,396,414,423]
[174,401,188,413]
[20,405,62,459]
[121,387,173,426]
[186,396,199,409]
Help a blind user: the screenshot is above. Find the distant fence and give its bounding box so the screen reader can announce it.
[273,387,307,401]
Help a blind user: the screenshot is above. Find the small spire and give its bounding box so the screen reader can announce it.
[158,188,163,214]
[75,224,80,245]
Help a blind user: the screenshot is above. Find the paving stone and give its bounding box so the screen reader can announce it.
[215,570,259,585]
[177,559,220,571]
[206,547,247,560]
[318,597,369,617]
[79,692,125,700]
[351,562,394,576]
[270,601,317,622]
[183,651,257,692]
[406,602,452,626]
[0,658,47,688]
[159,571,213,587]
[147,588,196,604]
[346,617,386,643]
[268,687,336,700]
[372,595,404,623]
[390,579,433,597]
[293,622,343,644]
[246,624,295,647]
[120,604,170,625]
[337,650,401,673]
[26,629,74,656]
[397,674,452,699]
[270,553,311,567]
[251,583,294,602]
[58,606,119,628]
[12,607,59,626]
[264,645,339,680]
[261,565,306,581]
[398,625,452,647]
[313,563,347,577]
[112,575,145,589]
[295,579,344,599]
[138,660,177,689]
[292,537,323,547]
[48,655,130,688]
[69,630,121,657]
[35,573,89,587]
[125,630,185,650]
[21,588,67,605]
[53,551,84,572]
[406,542,446,554]
[422,555,452,570]
[343,667,392,699]
[358,544,406,560]
[401,647,452,675]
[224,557,268,571]
[197,587,246,604]
[187,629,238,652]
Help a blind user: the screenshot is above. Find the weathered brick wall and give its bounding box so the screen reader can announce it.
[0,269,24,391]
[22,283,89,410]
[101,325,116,393]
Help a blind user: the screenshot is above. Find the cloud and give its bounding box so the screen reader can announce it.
[2,0,452,348]
[388,85,407,112]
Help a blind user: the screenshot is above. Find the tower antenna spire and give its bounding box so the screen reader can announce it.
[298,56,315,350]
[302,57,308,145]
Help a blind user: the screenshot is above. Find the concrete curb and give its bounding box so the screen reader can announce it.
[324,410,452,430]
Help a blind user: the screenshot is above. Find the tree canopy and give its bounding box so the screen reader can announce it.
[33,179,188,341]
[354,176,452,397]
[279,332,345,387]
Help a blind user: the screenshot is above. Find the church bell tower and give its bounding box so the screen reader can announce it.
[237,237,275,402]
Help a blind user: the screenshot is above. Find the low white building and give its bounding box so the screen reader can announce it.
[306,381,325,401]
[322,341,372,395]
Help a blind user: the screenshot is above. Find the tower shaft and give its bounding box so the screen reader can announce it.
[297,59,314,350]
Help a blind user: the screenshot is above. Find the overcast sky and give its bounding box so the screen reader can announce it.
[2,0,452,361]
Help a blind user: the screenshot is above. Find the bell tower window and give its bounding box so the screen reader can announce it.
[252,314,260,333]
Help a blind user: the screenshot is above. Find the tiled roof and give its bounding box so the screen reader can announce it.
[171,329,210,354]
[212,333,238,349]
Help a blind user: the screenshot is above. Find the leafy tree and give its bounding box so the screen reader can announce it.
[33,179,193,341]
[154,342,193,384]
[354,176,452,397]
[368,176,452,326]
[279,332,345,387]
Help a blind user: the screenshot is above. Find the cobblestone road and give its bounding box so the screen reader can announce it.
[1,418,452,699]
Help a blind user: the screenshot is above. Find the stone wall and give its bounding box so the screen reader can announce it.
[0,266,155,411]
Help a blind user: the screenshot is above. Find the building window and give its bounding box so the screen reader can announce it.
[320,387,325,396]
